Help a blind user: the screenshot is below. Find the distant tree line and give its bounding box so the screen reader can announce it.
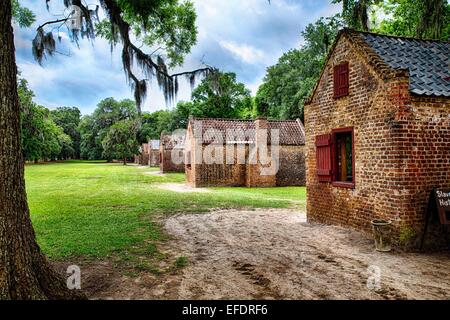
[20,70,256,162]
[19,78,80,162]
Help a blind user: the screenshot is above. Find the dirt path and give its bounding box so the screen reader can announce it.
[163,209,450,300]
[156,183,211,193]
[79,208,450,300]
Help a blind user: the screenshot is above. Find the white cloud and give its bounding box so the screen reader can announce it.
[219,40,267,65]
[15,0,342,114]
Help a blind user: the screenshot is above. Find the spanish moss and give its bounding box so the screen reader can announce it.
[36,0,217,114]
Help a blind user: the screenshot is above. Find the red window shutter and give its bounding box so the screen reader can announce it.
[333,66,339,97]
[333,62,349,98]
[316,134,332,182]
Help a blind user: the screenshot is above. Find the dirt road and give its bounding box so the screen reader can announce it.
[82,208,450,299]
[164,209,450,300]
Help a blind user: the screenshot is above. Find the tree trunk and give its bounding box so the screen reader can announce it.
[123,158,127,165]
[0,3,82,300]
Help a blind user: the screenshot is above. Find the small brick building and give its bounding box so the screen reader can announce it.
[160,133,185,173]
[134,143,149,165]
[185,117,306,188]
[149,140,160,167]
[305,29,450,247]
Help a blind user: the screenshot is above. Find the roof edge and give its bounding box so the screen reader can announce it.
[305,28,411,105]
[189,117,304,124]
[349,28,450,44]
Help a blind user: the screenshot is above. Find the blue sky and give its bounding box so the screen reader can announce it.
[15,0,341,115]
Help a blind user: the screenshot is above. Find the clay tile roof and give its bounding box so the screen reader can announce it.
[160,133,185,149]
[358,31,450,97]
[190,118,305,145]
[191,118,255,143]
[268,120,305,145]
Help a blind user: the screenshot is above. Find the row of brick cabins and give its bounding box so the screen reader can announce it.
[132,29,448,248]
[134,117,307,185]
[134,140,160,167]
[305,29,450,247]
[135,137,184,172]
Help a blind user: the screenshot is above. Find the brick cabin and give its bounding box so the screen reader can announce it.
[185,117,306,188]
[304,29,450,247]
[149,139,160,167]
[134,143,149,165]
[159,133,185,173]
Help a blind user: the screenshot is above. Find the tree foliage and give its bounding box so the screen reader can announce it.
[333,0,380,31]
[12,0,35,27]
[18,78,73,162]
[133,71,255,144]
[78,115,102,160]
[79,97,138,160]
[189,71,255,119]
[50,107,81,159]
[137,109,174,142]
[334,0,450,40]
[256,15,343,120]
[371,0,450,40]
[34,0,216,111]
[102,119,139,164]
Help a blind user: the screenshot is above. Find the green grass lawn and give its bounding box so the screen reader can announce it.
[25,160,305,264]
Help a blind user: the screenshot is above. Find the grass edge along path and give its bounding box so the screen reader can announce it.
[26,161,306,273]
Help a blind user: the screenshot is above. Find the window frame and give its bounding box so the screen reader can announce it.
[333,62,349,99]
[331,127,355,189]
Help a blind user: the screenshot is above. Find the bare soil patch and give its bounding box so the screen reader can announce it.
[156,183,211,193]
[62,208,450,300]
[143,171,165,176]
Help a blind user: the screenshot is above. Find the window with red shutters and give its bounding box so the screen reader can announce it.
[333,62,349,98]
[315,134,332,182]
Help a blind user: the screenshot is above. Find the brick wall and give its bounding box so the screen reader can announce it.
[186,143,247,187]
[276,145,306,186]
[305,35,450,248]
[185,143,305,188]
[246,118,277,187]
[134,143,150,166]
[396,95,450,248]
[149,150,160,167]
[160,148,185,173]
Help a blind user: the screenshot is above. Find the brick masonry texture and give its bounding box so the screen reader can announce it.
[148,141,160,167]
[135,143,149,165]
[185,118,306,188]
[304,30,450,248]
[149,150,160,167]
[277,145,306,187]
[160,134,185,173]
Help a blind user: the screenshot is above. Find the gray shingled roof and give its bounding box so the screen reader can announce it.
[361,33,450,97]
[190,118,305,145]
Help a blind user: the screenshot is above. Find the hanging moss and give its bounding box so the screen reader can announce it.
[36,0,218,113]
